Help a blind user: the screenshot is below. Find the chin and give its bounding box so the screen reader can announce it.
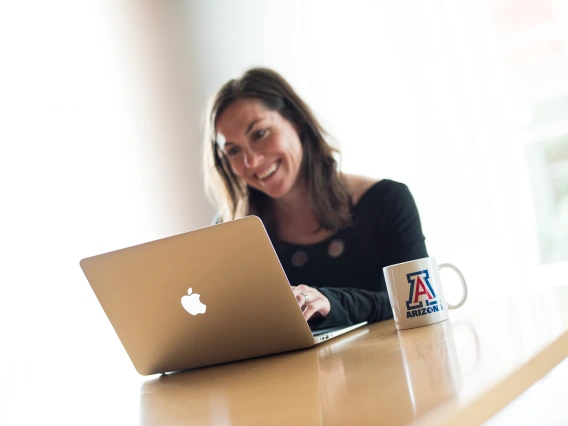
[254,181,290,199]
[266,184,293,199]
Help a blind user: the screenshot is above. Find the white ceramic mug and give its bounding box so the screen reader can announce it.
[383,257,467,330]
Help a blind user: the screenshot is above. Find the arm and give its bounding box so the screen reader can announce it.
[308,182,428,328]
[311,286,393,327]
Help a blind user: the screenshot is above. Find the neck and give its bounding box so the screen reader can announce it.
[271,177,320,233]
[273,187,310,218]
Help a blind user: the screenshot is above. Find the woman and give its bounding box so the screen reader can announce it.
[203,68,428,328]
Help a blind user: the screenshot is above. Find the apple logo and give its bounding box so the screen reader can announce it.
[181,288,206,315]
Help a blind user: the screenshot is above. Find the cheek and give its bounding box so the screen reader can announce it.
[291,141,303,168]
[279,134,303,165]
[227,158,246,177]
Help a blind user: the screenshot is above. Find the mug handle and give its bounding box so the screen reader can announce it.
[438,263,468,309]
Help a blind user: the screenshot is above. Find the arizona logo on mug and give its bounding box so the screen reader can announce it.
[383,257,468,330]
[405,270,443,318]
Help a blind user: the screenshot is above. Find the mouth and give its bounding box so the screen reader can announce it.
[255,160,280,180]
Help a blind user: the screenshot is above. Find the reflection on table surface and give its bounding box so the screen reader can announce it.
[140,337,324,426]
[1,285,567,425]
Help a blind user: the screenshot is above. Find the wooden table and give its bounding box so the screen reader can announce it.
[139,284,568,425]
[3,284,567,425]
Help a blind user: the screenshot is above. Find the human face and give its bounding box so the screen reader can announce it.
[216,98,304,200]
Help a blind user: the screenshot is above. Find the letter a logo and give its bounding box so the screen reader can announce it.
[406,269,437,310]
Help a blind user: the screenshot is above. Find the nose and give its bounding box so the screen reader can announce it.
[243,149,264,169]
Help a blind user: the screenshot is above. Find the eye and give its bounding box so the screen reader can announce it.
[252,129,268,141]
[225,145,241,157]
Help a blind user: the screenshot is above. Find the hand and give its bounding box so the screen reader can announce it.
[291,284,331,321]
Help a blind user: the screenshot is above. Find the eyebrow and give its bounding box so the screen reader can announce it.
[245,119,261,135]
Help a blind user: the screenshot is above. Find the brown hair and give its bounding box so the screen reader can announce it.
[203,67,351,235]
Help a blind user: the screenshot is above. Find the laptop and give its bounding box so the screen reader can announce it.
[79,215,367,375]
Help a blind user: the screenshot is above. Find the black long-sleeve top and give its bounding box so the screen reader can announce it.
[273,179,428,329]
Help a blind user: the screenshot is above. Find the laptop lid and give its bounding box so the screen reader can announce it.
[80,216,315,375]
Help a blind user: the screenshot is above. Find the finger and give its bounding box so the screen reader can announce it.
[292,285,313,306]
[292,284,310,295]
[295,292,309,307]
[302,300,323,321]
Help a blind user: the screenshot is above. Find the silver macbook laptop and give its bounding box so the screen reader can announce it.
[79,215,367,375]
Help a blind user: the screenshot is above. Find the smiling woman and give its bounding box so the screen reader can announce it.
[202,68,429,329]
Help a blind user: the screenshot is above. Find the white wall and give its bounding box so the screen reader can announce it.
[0,2,214,403]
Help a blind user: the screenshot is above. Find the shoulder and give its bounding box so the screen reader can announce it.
[343,173,381,205]
[345,176,417,216]
[343,174,409,205]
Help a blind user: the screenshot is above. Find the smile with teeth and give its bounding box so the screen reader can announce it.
[255,161,280,180]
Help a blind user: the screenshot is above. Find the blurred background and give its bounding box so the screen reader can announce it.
[1,0,568,421]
